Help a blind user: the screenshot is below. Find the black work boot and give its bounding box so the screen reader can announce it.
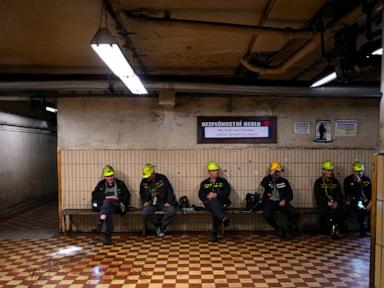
[156,226,164,238]
[210,233,218,242]
[103,232,112,245]
[331,224,341,240]
[221,216,230,227]
[92,220,104,233]
[275,228,287,238]
[359,226,368,237]
[286,224,297,240]
[285,231,295,240]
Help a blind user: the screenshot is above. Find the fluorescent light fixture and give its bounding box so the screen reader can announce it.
[46,106,58,113]
[371,48,383,55]
[310,72,337,88]
[91,28,147,95]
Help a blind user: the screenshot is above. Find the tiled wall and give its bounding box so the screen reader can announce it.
[375,155,384,288]
[60,148,374,210]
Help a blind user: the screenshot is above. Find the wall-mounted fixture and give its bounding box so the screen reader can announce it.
[371,48,383,55]
[310,72,337,88]
[45,106,58,113]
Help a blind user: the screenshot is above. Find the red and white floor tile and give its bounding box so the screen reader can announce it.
[0,204,370,288]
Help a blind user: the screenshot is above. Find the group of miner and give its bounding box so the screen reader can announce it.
[91,160,371,245]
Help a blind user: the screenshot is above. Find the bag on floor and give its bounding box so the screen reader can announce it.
[178,196,193,211]
[246,192,263,211]
[191,205,205,211]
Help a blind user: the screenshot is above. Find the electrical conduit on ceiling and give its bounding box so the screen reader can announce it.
[119,5,364,76]
[239,5,365,75]
[118,11,316,40]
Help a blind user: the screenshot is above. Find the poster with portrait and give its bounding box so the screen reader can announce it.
[314,120,332,142]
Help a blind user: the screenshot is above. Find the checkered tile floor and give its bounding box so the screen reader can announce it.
[0,203,370,287]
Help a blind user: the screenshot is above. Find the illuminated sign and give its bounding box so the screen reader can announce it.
[197,116,277,143]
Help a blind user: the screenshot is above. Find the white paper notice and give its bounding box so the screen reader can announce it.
[204,126,269,138]
[335,120,357,136]
[294,121,310,134]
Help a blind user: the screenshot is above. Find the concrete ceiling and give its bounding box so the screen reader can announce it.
[0,0,381,85]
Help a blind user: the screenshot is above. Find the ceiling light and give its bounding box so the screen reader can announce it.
[90,28,147,95]
[371,48,383,55]
[310,72,337,88]
[46,106,58,113]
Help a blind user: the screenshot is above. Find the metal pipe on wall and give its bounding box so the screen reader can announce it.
[0,120,56,134]
[0,80,380,98]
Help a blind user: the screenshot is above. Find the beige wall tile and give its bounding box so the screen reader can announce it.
[377,200,383,247]
[375,244,382,288]
[60,148,375,210]
[381,245,384,288]
[378,156,384,201]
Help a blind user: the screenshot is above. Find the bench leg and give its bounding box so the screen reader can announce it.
[297,212,303,233]
[63,214,70,233]
[68,215,73,232]
[142,218,146,236]
[61,214,67,234]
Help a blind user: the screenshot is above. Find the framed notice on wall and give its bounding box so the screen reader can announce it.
[335,120,357,136]
[314,120,332,142]
[294,121,310,134]
[197,116,277,144]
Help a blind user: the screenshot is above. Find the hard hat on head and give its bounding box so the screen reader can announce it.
[269,161,282,172]
[321,160,334,171]
[207,161,220,171]
[103,165,115,177]
[142,163,156,178]
[352,161,364,172]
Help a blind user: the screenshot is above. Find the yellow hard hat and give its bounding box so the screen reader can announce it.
[321,160,334,171]
[207,161,220,171]
[269,161,282,172]
[352,161,364,172]
[142,163,155,178]
[103,165,115,177]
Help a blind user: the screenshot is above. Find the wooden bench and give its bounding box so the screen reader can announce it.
[205,207,318,233]
[61,208,145,234]
[147,209,214,235]
[61,207,318,234]
[61,208,214,235]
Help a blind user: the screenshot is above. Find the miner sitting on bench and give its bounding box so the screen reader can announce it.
[92,165,131,245]
[140,163,177,237]
[260,161,297,240]
[199,161,231,242]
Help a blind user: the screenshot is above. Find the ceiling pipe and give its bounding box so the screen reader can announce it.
[118,11,317,40]
[149,82,379,97]
[0,81,108,90]
[240,5,365,75]
[0,80,379,98]
[243,0,279,59]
